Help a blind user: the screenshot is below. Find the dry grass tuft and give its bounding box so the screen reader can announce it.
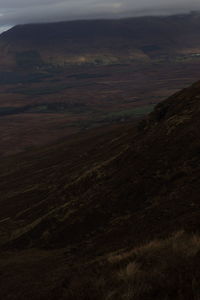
[107,231,200,300]
[65,231,200,300]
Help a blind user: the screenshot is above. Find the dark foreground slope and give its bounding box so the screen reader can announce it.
[0,82,200,299]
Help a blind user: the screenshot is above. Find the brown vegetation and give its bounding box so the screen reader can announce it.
[0,80,200,298]
[66,231,200,300]
[0,16,200,297]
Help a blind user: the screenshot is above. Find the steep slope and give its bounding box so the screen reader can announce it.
[1,13,200,69]
[1,80,200,247]
[0,81,200,299]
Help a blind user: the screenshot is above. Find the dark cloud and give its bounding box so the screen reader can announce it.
[0,0,200,32]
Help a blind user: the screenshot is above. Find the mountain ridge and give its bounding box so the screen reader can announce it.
[1,13,200,69]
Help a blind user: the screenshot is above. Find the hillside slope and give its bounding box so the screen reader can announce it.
[0,81,200,299]
[1,13,200,69]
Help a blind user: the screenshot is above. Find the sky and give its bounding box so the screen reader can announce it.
[0,0,200,33]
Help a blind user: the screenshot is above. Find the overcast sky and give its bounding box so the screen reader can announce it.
[0,0,200,33]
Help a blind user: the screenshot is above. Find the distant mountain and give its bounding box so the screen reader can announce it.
[1,13,200,69]
[1,13,200,158]
[0,80,200,299]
